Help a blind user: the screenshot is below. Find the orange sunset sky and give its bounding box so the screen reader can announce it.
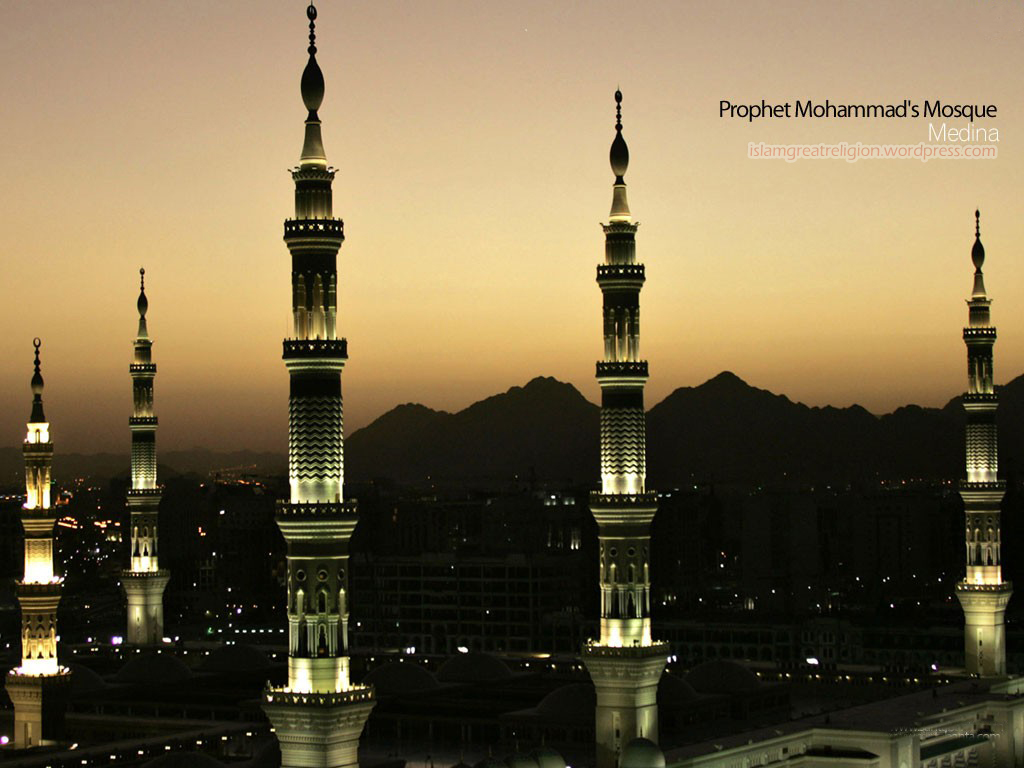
[1,0,1022,454]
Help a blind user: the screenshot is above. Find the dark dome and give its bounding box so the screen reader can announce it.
[143,752,225,768]
[506,754,539,768]
[535,683,595,727]
[658,672,698,706]
[115,652,192,685]
[363,661,439,696]
[475,759,507,768]
[685,660,760,694]
[437,653,513,684]
[68,663,107,695]
[532,746,566,768]
[200,643,270,673]
[620,738,665,768]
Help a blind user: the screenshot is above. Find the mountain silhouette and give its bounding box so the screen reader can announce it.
[2,373,1022,488]
[347,372,1024,486]
[345,376,599,485]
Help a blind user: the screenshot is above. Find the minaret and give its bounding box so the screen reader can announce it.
[955,210,1013,677]
[581,91,668,768]
[121,268,170,645]
[262,5,374,767]
[5,339,72,748]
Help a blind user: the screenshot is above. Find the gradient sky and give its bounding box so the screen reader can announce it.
[1,0,1022,453]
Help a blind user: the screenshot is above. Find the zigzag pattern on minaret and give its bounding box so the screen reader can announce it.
[288,396,344,481]
[599,408,646,478]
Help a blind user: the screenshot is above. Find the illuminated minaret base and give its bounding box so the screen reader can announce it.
[261,6,374,767]
[5,340,72,748]
[122,269,170,645]
[955,211,1012,677]
[581,92,667,768]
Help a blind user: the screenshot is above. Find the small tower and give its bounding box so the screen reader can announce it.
[5,340,72,748]
[581,91,668,768]
[261,5,375,767]
[121,268,170,644]
[955,210,1013,676]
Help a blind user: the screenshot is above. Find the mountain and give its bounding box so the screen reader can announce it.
[345,376,599,485]
[347,372,1024,486]
[3,373,1022,488]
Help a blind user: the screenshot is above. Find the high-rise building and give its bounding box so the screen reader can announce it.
[261,5,375,767]
[122,268,170,645]
[955,210,1012,677]
[581,91,668,768]
[5,339,72,748]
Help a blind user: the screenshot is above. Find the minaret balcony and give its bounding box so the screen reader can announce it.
[596,361,648,378]
[127,488,162,499]
[956,580,1013,594]
[283,338,348,360]
[15,580,63,598]
[597,264,645,285]
[129,363,157,374]
[265,684,374,707]
[962,393,998,408]
[129,416,159,427]
[963,327,996,339]
[284,218,344,242]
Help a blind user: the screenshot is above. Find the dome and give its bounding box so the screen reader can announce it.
[437,652,513,684]
[532,746,566,768]
[362,661,439,696]
[143,752,225,768]
[619,738,665,768]
[685,660,760,694]
[115,652,192,685]
[68,663,107,695]
[657,672,698,706]
[200,643,270,673]
[475,758,506,768]
[506,754,539,768]
[534,683,595,727]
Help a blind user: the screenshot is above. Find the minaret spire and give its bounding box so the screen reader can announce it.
[122,268,170,645]
[972,209,987,299]
[609,90,631,222]
[955,209,1012,677]
[6,339,72,747]
[263,6,375,766]
[582,90,667,768]
[30,338,45,423]
[300,3,327,168]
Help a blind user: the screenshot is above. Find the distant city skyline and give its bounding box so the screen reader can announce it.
[2,0,1022,453]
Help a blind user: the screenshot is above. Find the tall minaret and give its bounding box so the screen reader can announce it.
[5,340,72,748]
[581,91,668,768]
[121,268,170,645]
[955,210,1013,677]
[261,6,374,767]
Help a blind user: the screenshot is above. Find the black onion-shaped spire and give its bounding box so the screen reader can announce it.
[972,209,985,272]
[610,89,629,182]
[30,338,45,423]
[301,3,325,116]
[137,267,149,339]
